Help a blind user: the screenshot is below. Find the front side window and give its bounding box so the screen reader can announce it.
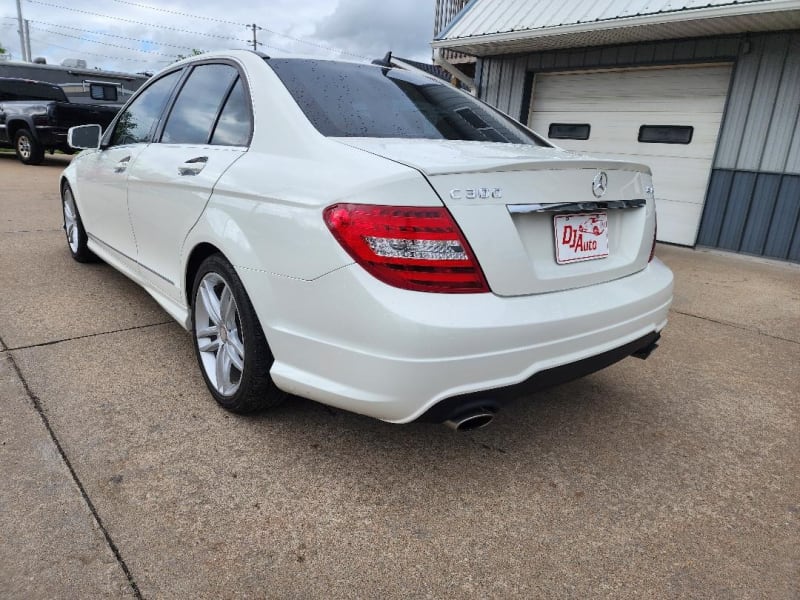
[109,70,182,146]
[161,64,239,145]
[268,59,547,146]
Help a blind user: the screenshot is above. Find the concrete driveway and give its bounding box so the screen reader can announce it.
[1,153,798,599]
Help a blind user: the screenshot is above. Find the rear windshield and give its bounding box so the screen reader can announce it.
[0,79,67,102]
[268,59,547,145]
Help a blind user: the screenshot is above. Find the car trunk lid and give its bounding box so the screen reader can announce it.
[336,138,656,296]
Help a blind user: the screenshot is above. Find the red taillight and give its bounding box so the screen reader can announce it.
[323,203,489,293]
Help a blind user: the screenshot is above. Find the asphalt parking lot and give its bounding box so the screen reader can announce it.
[1,152,798,599]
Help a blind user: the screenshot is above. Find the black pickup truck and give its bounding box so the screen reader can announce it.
[0,78,121,165]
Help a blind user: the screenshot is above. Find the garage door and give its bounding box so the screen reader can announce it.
[528,64,732,246]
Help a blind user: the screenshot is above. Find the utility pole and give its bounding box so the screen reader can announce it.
[24,19,32,62]
[249,24,261,52]
[15,0,28,62]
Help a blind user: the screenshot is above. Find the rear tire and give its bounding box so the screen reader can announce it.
[61,183,97,263]
[14,129,44,165]
[191,254,286,414]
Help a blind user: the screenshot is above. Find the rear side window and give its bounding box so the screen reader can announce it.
[109,70,182,146]
[268,59,546,145]
[161,64,238,145]
[210,77,251,146]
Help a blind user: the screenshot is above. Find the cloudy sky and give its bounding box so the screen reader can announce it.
[1,0,436,73]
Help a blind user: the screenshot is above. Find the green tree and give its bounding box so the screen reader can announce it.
[174,49,204,62]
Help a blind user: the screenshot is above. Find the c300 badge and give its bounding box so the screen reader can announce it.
[449,188,503,200]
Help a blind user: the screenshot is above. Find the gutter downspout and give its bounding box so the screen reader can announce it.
[433,48,476,95]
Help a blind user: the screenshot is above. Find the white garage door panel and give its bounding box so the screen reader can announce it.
[655,199,705,246]
[531,67,731,113]
[532,111,723,159]
[529,64,732,246]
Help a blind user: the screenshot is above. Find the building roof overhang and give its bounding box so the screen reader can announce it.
[432,0,800,56]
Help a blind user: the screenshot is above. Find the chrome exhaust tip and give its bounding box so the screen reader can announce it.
[444,409,495,431]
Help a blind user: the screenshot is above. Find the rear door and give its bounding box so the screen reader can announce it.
[126,63,251,301]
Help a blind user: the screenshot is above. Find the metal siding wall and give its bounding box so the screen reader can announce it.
[714,37,761,169]
[762,34,800,173]
[764,176,800,260]
[505,56,528,118]
[778,34,800,174]
[696,170,735,247]
[739,175,782,254]
[474,58,484,98]
[787,118,800,174]
[736,34,791,171]
[698,170,800,260]
[716,172,758,250]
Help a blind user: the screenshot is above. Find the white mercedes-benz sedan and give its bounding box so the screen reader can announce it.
[61,50,673,430]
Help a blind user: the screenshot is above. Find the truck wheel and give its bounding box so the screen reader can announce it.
[15,129,45,165]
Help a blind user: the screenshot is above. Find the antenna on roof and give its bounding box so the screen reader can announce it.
[371,51,393,68]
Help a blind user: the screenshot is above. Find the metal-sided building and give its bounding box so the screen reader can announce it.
[432,0,800,262]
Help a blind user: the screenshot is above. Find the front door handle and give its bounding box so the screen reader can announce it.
[178,156,208,176]
[114,156,131,173]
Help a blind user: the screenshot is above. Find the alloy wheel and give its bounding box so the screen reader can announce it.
[62,188,79,253]
[194,272,245,397]
[17,135,31,160]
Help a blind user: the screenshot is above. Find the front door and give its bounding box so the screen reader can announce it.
[76,69,184,262]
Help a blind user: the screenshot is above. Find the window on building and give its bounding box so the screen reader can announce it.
[548,123,591,140]
[638,125,693,144]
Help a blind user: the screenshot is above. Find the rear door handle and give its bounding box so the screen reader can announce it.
[114,156,131,173]
[178,156,208,176]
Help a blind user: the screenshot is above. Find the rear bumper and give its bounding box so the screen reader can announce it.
[415,330,660,423]
[237,258,673,423]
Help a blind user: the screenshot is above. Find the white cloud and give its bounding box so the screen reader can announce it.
[0,0,434,73]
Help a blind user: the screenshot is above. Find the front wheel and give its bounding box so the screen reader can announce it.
[191,254,286,414]
[14,129,44,165]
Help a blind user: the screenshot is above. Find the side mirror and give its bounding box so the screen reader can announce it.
[68,124,102,150]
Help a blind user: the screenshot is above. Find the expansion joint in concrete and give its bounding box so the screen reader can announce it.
[5,321,174,352]
[669,309,800,346]
[0,334,144,600]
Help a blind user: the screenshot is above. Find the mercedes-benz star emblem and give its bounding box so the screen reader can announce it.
[592,171,608,199]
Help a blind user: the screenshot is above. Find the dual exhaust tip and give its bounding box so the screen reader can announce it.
[444,408,495,431]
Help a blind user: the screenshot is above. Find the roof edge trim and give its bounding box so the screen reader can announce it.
[435,0,481,40]
[432,0,800,47]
